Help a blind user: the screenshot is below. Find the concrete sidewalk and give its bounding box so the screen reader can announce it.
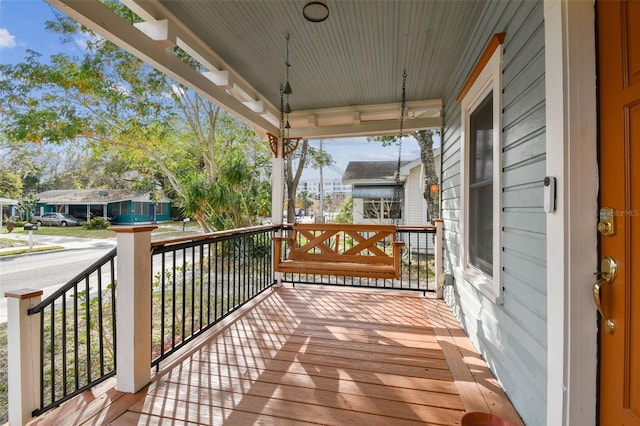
[0,233,116,256]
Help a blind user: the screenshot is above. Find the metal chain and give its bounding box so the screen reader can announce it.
[279,83,285,142]
[393,70,407,222]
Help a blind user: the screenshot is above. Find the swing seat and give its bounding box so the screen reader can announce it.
[273,224,405,279]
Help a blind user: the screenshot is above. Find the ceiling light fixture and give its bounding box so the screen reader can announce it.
[303,0,329,23]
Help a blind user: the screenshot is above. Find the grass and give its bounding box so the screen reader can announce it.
[7,226,117,239]
[3,224,201,238]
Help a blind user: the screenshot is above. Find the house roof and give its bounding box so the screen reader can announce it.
[45,0,486,139]
[342,161,411,184]
[36,189,171,204]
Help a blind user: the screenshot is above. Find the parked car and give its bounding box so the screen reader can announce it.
[32,212,82,227]
[71,211,95,221]
[71,211,116,223]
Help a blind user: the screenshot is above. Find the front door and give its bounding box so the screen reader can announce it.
[597,0,640,424]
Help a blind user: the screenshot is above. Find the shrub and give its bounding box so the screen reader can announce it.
[82,217,110,230]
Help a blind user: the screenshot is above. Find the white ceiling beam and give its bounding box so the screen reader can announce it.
[260,112,280,127]
[202,70,230,88]
[133,19,176,48]
[46,0,279,134]
[288,99,442,128]
[289,116,443,139]
[119,0,156,22]
[243,100,264,113]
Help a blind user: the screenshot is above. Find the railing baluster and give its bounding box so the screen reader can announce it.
[49,303,55,405]
[160,253,166,358]
[62,290,67,397]
[97,266,104,377]
[74,286,78,391]
[215,240,219,321]
[85,276,91,383]
[172,252,176,353]
[190,245,195,336]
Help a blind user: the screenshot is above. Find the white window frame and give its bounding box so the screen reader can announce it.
[459,42,503,303]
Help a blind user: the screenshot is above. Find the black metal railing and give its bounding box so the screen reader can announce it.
[27,247,117,417]
[150,225,276,366]
[22,223,434,418]
[278,225,436,293]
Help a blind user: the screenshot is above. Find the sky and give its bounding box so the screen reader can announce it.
[0,0,427,182]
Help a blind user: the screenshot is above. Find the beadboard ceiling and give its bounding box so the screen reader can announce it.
[47,0,487,138]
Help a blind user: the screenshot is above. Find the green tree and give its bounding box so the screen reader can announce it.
[284,141,333,222]
[296,190,315,216]
[334,196,353,224]
[0,3,271,231]
[0,170,22,199]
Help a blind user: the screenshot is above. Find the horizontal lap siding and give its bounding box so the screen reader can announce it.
[440,1,546,425]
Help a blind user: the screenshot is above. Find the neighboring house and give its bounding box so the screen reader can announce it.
[35,189,172,224]
[41,1,637,425]
[0,197,18,230]
[342,161,409,225]
[343,154,440,226]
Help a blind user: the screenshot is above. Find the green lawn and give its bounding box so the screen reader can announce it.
[2,222,201,240]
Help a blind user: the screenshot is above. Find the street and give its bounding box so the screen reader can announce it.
[0,237,117,323]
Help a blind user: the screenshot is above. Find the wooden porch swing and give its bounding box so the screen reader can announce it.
[273,223,405,279]
[273,71,409,280]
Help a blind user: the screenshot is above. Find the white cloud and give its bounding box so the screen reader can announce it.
[0,28,16,49]
[73,30,104,52]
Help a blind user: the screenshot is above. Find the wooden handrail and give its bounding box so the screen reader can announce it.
[151,224,279,247]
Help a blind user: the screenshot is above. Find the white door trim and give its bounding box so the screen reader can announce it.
[544,0,598,424]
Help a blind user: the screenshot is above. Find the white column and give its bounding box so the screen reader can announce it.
[271,138,285,286]
[109,225,157,393]
[434,219,444,298]
[271,136,284,226]
[272,158,284,226]
[5,289,42,426]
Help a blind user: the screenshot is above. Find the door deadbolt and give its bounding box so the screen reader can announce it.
[598,207,615,236]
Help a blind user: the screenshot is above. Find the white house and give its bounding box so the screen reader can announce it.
[34,1,639,424]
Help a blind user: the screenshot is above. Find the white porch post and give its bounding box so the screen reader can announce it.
[271,136,284,286]
[434,219,444,298]
[271,144,284,227]
[5,289,43,426]
[544,1,598,425]
[109,225,157,393]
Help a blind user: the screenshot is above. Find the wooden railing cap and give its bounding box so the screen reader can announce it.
[5,288,43,299]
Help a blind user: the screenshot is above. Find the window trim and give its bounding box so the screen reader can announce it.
[458,34,504,303]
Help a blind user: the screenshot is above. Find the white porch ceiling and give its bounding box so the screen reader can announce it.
[46,0,486,139]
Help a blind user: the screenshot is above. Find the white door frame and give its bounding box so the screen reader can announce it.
[544,1,598,424]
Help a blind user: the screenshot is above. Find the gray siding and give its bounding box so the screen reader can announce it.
[439,1,547,425]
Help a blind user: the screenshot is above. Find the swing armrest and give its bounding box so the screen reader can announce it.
[392,241,405,279]
[272,235,294,267]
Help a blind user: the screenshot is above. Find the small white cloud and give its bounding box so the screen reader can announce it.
[74,31,104,52]
[0,28,17,49]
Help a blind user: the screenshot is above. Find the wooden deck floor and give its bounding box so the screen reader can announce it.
[31,285,523,425]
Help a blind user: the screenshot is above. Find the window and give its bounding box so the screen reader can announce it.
[156,203,168,215]
[134,202,149,216]
[363,199,401,220]
[458,33,504,302]
[468,94,494,275]
[112,201,128,215]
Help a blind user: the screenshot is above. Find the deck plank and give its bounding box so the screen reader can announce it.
[30,285,522,426]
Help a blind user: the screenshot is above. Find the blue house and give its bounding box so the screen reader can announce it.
[35,189,172,224]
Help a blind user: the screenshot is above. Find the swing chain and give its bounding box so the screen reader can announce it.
[393,70,407,222]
